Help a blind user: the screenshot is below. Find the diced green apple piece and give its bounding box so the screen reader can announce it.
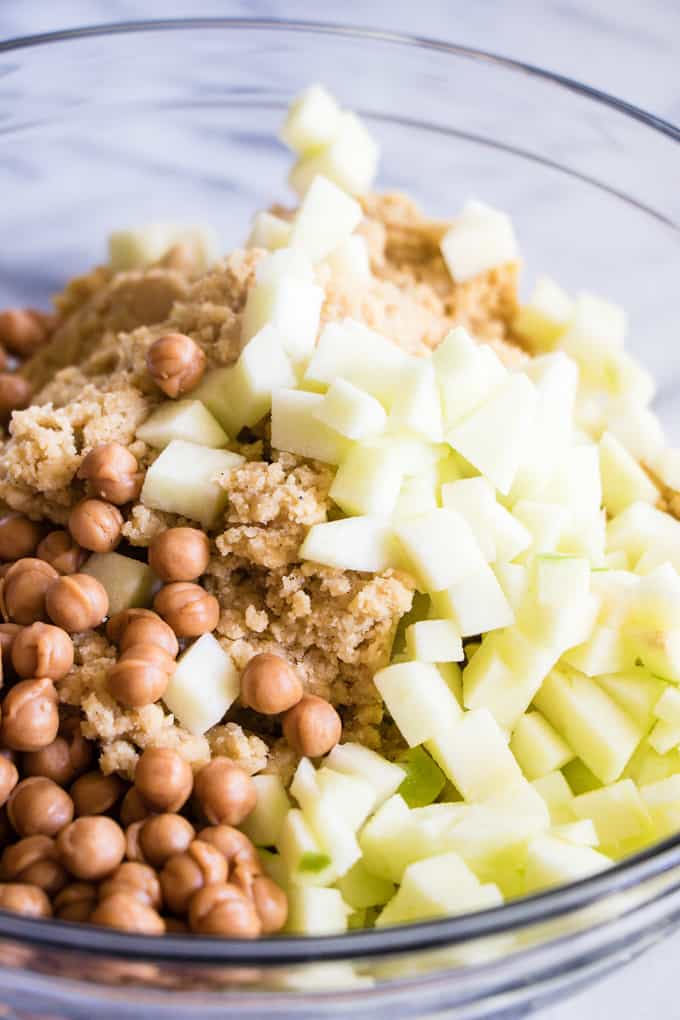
[654,685,680,725]
[564,624,629,677]
[534,666,644,784]
[533,555,590,607]
[108,222,219,271]
[241,275,324,365]
[523,835,611,893]
[392,475,439,520]
[599,431,659,516]
[405,619,464,663]
[313,378,386,440]
[304,798,362,879]
[336,860,395,909]
[560,292,626,356]
[597,669,665,732]
[82,553,157,617]
[388,359,443,442]
[489,504,532,563]
[441,477,496,561]
[140,440,244,527]
[432,562,514,638]
[394,508,485,593]
[280,84,342,154]
[330,444,404,517]
[286,886,351,935]
[552,819,599,847]
[325,235,371,281]
[374,661,462,747]
[164,634,239,735]
[240,775,291,847]
[647,718,680,755]
[396,747,446,808]
[426,709,523,802]
[299,516,399,572]
[304,319,411,404]
[438,345,508,429]
[463,628,556,730]
[271,389,350,464]
[288,175,362,263]
[513,276,573,351]
[440,202,518,283]
[277,808,334,887]
[136,400,229,450]
[376,852,500,926]
[571,779,652,849]
[358,795,419,883]
[513,501,569,559]
[493,562,530,610]
[324,744,405,806]
[315,767,377,831]
[605,396,664,463]
[289,112,378,197]
[246,211,291,251]
[447,375,538,495]
[531,771,576,825]
[510,711,573,780]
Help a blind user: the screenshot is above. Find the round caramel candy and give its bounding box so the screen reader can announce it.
[148,528,210,583]
[153,581,219,637]
[53,880,97,922]
[36,530,86,575]
[0,881,51,917]
[252,875,288,934]
[188,882,261,938]
[137,813,195,869]
[68,499,123,554]
[99,861,162,910]
[282,694,342,758]
[56,816,126,881]
[0,677,59,752]
[240,653,303,716]
[105,607,159,645]
[22,717,93,787]
[0,622,21,670]
[78,443,143,506]
[11,621,74,680]
[7,776,74,838]
[118,614,179,657]
[2,558,58,625]
[45,573,109,632]
[194,758,257,827]
[107,657,169,709]
[0,515,42,561]
[160,840,227,915]
[146,333,206,398]
[69,771,126,817]
[0,374,32,423]
[0,756,18,809]
[0,308,50,357]
[134,747,193,813]
[0,834,67,895]
[90,892,165,934]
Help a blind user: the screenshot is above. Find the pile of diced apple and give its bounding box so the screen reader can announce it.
[115,83,680,936]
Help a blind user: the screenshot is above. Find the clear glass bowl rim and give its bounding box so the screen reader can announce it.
[1,15,680,966]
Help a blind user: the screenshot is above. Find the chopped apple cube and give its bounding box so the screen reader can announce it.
[561,292,626,355]
[523,835,611,893]
[534,666,644,784]
[396,747,446,808]
[136,400,228,450]
[289,175,362,263]
[374,661,462,747]
[552,819,599,847]
[441,202,518,283]
[315,768,376,832]
[330,444,404,517]
[510,711,573,780]
[571,780,652,849]
[597,669,665,732]
[432,562,514,637]
[376,852,499,926]
[336,861,395,910]
[325,234,371,281]
[438,345,508,429]
[246,211,291,251]
[654,685,680,726]
[513,276,573,351]
[241,275,323,365]
[82,553,157,617]
[605,396,665,463]
[533,555,590,607]
[358,795,418,883]
[277,809,333,887]
[313,378,386,439]
[286,886,351,935]
[647,718,680,755]
[305,319,411,404]
[513,501,570,559]
[324,744,406,806]
[441,477,496,561]
[299,516,399,573]
[271,389,350,464]
[164,634,239,735]
[108,222,219,271]
[463,629,556,730]
[388,359,443,442]
[394,508,485,593]
[426,709,523,802]
[393,475,439,520]
[140,440,244,527]
[489,504,533,563]
[289,111,378,197]
[447,375,538,494]
[241,775,291,847]
[280,84,342,154]
[405,619,464,663]
[565,626,629,677]
[532,771,576,825]
[493,562,530,609]
[599,431,658,517]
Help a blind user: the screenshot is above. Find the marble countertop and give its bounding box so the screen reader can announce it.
[2,3,680,1019]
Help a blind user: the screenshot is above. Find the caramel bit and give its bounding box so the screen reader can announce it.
[56,816,126,880]
[78,442,143,506]
[1,558,58,626]
[0,374,32,422]
[1,678,59,752]
[194,758,257,827]
[107,656,169,709]
[36,530,86,574]
[146,332,206,398]
[68,498,123,553]
[45,573,109,633]
[6,776,74,838]
[282,694,342,758]
[153,581,219,637]
[134,747,193,814]
[240,652,303,715]
[0,515,42,561]
[189,882,261,938]
[0,881,52,918]
[11,622,74,681]
[0,308,52,357]
[148,527,211,583]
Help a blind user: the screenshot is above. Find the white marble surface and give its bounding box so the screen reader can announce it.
[1,3,680,1019]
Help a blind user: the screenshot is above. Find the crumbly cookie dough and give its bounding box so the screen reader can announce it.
[0,193,522,778]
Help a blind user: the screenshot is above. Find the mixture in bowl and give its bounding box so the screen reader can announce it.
[0,85,678,937]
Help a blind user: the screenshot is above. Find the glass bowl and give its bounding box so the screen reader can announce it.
[1,17,680,1020]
